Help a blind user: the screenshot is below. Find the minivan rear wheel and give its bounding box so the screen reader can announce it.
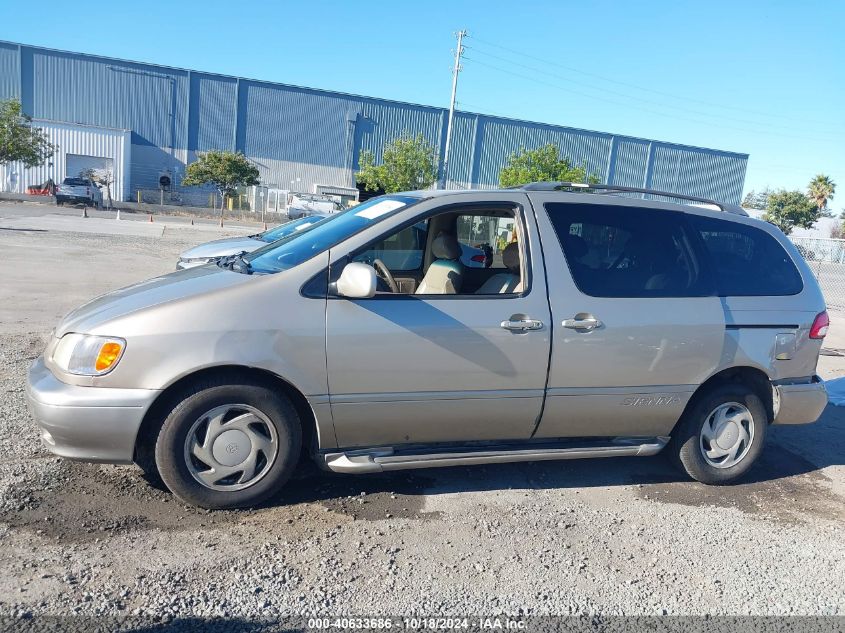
[154,380,301,509]
[669,383,768,484]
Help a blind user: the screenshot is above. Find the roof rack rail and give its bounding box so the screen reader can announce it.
[517,182,748,216]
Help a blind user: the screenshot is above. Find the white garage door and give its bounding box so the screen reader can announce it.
[66,154,114,181]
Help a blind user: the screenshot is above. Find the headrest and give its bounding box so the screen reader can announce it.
[432,233,460,260]
[563,234,588,260]
[502,242,520,274]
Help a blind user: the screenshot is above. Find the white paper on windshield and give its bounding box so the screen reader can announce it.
[355,199,406,220]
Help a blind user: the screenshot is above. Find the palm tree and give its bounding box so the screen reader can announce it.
[808,174,836,214]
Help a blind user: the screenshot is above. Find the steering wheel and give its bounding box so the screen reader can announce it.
[372,259,399,293]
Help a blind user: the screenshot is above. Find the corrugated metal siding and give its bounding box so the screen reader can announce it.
[649,144,745,204]
[30,49,189,150]
[0,42,19,99]
[358,100,443,164]
[610,138,650,187]
[446,112,479,189]
[0,120,130,200]
[243,82,353,166]
[240,82,360,189]
[193,73,237,152]
[0,41,749,204]
[469,117,614,188]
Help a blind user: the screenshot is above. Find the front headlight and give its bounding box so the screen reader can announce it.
[179,256,216,265]
[52,334,126,376]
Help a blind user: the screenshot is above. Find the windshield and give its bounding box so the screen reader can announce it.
[246,195,422,274]
[258,216,326,243]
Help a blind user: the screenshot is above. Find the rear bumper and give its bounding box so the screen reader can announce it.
[25,356,159,463]
[772,376,827,425]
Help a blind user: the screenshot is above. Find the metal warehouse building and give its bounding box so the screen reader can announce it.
[0,41,748,207]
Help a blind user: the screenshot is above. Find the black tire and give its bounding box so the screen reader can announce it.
[154,378,301,509]
[669,383,768,485]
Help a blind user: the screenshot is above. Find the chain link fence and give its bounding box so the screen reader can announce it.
[790,236,845,311]
[134,189,254,210]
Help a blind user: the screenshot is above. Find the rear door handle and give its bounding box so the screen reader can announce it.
[501,318,544,331]
[562,315,602,331]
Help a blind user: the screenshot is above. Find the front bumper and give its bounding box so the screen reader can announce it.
[772,375,827,425]
[56,194,93,203]
[25,356,160,463]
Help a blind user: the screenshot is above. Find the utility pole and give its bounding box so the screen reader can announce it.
[440,29,466,189]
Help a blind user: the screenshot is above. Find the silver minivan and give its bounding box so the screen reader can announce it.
[27,183,829,509]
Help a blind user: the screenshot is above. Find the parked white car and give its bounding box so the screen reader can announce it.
[176,215,328,269]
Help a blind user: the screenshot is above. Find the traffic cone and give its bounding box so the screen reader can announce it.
[149,214,154,222]
[190,218,194,226]
[82,205,88,219]
[264,222,268,230]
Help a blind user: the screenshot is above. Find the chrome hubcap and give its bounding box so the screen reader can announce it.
[184,404,278,491]
[699,401,754,469]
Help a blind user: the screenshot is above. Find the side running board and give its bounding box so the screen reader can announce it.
[322,438,669,474]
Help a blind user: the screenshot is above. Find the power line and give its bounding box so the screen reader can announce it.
[460,55,838,145]
[467,35,836,129]
[463,44,832,136]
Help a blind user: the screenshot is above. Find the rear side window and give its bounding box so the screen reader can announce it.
[687,215,803,296]
[545,203,711,298]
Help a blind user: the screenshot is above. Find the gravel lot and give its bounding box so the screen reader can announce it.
[0,202,844,626]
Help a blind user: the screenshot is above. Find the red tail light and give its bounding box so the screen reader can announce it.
[470,254,486,263]
[810,310,829,339]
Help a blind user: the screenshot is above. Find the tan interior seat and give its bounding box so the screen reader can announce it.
[416,234,464,294]
[475,242,522,294]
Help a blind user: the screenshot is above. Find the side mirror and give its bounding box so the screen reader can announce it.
[334,262,377,298]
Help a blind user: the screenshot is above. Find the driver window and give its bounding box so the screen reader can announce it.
[352,220,428,272]
[349,207,525,297]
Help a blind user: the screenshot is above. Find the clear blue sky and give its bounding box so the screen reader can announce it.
[4,0,843,206]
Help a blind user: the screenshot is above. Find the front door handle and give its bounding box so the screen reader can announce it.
[501,317,544,331]
[562,314,602,331]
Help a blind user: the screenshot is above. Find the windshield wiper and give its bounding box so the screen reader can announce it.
[232,253,253,274]
[216,251,253,274]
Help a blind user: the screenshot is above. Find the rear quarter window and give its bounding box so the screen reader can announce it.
[687,214,803,296]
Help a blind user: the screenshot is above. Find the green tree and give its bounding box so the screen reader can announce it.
[0,99,56,168]
[763,189,820,234]
[808,174,836,215]
[356,133,438,193]
[182,150,260,225]
[741,188,771,210]
[498,143,599,188]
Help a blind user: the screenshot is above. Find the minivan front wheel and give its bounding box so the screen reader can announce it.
[670,384,768,484]
[154,380,301,509]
